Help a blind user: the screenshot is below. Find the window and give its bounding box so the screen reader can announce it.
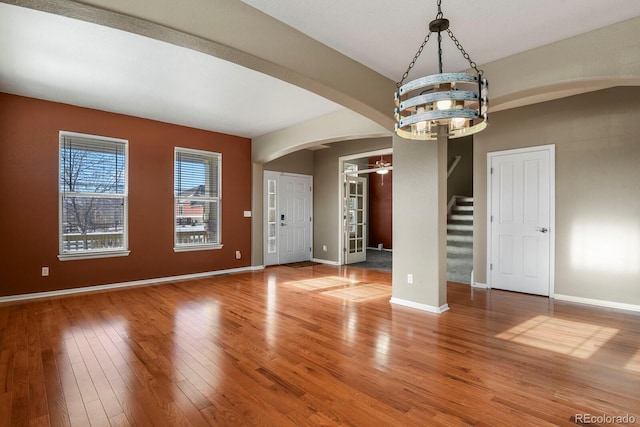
[344,162,359,177]
[267,178,277,254]
[174,148,222,251]
[59,131,129,260]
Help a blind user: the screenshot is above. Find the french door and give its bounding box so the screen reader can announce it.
[344,176,367,264]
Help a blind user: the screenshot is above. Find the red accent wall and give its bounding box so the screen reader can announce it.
[0,93,252,297]
[368,155,392,249]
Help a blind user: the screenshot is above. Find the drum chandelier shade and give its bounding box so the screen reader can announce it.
[394,0,489,140]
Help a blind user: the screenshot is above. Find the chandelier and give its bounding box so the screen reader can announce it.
[394,0,488,140]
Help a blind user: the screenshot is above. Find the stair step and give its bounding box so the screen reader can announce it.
[447,245,473,255]
[447,196,473,283]
[447,234,473,244]
[447,257,473,266]
[447,234,473,246]
[447,239,472,247]
[447,223,473,232]
[449,214,473,221]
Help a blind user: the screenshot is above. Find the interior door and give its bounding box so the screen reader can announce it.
[344,176,367,264]
[489,147,552,295]
[278,174,312,264]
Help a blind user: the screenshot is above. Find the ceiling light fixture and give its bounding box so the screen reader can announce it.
[394,0,489,140]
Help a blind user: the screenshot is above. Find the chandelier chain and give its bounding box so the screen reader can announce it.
[446,29,483,77]
[436,0,443,19]
[396,32,432,88]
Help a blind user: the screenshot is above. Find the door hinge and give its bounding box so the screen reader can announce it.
[490,167,494,174]
[490,264,493,271]
[491,215,493,222]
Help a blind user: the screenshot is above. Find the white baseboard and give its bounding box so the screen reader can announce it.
[0,266,258,304]
[471,282,489,289]
[390,297,449,314]
[312,258,340,266]
[554,294,640,313]
[366,247,393,252]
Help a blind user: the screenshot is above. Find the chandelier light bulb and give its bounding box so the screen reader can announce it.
[451,116,466,129]
[436,99,453,110]
[415,106,427,132]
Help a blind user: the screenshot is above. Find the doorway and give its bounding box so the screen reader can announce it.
[338,148,392,266]
[487,145,555,296]
[344,175,367,264]
[264,171,313,266]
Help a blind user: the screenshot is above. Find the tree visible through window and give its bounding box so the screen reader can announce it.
[59,132,128,258]
[174,148,221,250]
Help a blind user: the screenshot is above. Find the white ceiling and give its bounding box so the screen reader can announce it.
[0,2,343,138]
[242,0,640,82]
[1,1,640,139]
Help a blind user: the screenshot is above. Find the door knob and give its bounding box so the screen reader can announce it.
[536,227,548,233]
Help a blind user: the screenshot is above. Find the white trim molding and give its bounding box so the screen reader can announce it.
[312,258,340,266]
[390,297,450,314]
[471,282,489,289]
[554,294,640,313]
[0,266,257,304]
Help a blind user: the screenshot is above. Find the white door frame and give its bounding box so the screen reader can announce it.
[263,171,313,266]
[338,148,392,265]
[344,175,368,264]
[486,144,555,296]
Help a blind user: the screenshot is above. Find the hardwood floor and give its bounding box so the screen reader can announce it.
[1,264,639,426]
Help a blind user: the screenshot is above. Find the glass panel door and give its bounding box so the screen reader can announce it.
[345,176,367,264]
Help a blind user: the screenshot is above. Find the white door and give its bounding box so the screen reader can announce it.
[344,176,367,264]
[488,146,554,296]
[278,174,312,264]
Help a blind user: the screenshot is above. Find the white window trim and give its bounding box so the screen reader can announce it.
[173,244,223,253]
[58,249,131,261]
[58,131,129,261]
[174,147,222,252]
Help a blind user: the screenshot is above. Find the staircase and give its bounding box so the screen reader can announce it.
[447,196,473,284]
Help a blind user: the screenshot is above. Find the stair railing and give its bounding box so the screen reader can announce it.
[447,155,462,178]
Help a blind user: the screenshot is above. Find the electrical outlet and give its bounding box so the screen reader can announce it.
[407,273,413,284]
[235,250,241,259]
[42,266,49,277]
[322,245,327,252]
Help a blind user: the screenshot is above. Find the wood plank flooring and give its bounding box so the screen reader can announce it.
[1,264,639,426]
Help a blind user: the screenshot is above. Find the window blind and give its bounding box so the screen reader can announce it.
[174,148,221,248]
[59,132,128,255]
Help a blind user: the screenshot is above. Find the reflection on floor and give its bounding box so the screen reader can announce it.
[322,284,391,302]
[285,276,358,290]
[349,249,392,272]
